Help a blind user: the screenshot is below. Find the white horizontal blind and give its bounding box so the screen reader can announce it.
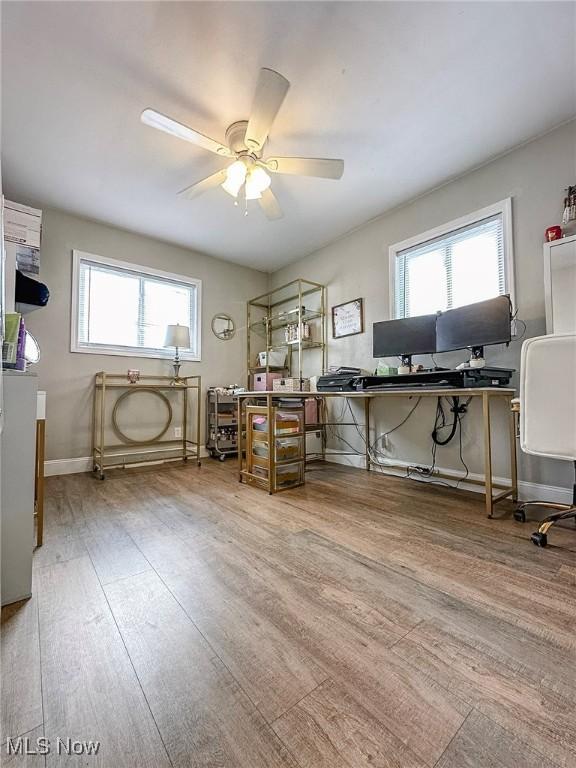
[395,213,505,318]
[77,257,198,357]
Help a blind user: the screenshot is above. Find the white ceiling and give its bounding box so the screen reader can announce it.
[2,2,575,272]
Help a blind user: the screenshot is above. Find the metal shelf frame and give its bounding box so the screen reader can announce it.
[206,388,238,461]
[92,372,201,479]
[247,278,327,388]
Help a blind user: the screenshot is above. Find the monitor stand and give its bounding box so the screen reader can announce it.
[469,345,486,369]
[398,354,412,375]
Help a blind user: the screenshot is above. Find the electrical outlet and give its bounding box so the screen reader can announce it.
[174,427,182,439]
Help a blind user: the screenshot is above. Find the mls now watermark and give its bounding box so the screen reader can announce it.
[6,736,101,756]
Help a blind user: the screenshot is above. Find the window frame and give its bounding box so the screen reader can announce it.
[70,250,202,361]
[388,198,514,319]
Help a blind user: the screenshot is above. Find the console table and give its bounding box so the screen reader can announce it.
[92,373,201,479]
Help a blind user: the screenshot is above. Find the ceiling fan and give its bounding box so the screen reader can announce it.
[141,68,344,220]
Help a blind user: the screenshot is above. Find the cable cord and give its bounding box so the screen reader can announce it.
[455,409,470,488]
[431,397,460,446]
[370,397,422,450]
[407,396,472,488]
[346,396,423,469]
[324,397,423,471]
[511,307,528,343]
[325,395,471,490]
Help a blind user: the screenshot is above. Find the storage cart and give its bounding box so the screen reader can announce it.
[240,397,305,493]
[206,388,238,461]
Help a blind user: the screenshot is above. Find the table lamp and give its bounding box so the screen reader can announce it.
[164,324,190,382]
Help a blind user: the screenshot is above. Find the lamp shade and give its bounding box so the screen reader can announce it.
[164,324,191,349]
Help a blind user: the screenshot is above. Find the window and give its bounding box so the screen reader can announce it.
[389,199,513,318]
[71,251,201,360]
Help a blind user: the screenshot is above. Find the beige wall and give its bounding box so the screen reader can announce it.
[272,120,576,491]
[25,208,267,461]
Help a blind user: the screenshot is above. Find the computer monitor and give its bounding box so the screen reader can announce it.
[436,295,512,353]
[373,315,437,358]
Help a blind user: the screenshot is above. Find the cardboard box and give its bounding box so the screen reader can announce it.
[252,372,283,391]
[4,200,42,248]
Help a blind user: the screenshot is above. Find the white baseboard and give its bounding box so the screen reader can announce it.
[324,451,573,505]
[44,457,93,476]
[45,448,210,477]
[516,480,573,505]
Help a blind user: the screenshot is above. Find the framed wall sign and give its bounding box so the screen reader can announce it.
[332,298,364,339]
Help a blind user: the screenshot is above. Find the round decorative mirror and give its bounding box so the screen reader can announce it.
[211,314,235,340]
[24,331,41,365]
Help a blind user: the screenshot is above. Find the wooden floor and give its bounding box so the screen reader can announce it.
[2,460,576,767]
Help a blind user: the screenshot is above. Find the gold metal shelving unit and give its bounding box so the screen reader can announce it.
[92,372,201,479]
[246,278,327,387]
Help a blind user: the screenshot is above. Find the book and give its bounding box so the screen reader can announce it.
[2,313,26,369]
[2,312,21,364]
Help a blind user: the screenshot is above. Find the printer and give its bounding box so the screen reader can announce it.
[317,367,363,392]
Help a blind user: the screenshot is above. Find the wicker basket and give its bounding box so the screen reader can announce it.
[272,378,310,392]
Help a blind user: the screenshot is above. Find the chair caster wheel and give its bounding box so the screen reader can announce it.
[219,454,226,462]
[514,510,526,523]
[531,531,548,547]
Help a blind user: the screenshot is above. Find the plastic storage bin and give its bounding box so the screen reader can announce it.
[252,442,269,459]
[251,414,268,432]
[275,410,303,435]
[275,436,302,461]
[275,462,303,488]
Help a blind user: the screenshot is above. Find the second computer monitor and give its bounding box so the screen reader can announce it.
[436,295,512,352]
[373,314,437,358]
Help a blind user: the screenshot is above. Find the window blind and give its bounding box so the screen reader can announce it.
[77,257,198,357]
[394,213,505,318]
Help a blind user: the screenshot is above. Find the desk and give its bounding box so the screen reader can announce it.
[237,388,518,517]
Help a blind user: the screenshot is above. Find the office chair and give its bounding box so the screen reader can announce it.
[514,334,576,546]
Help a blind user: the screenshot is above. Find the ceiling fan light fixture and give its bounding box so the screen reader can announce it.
[245,166,271,200]
[244,184,262,201]
[221,160,247,197]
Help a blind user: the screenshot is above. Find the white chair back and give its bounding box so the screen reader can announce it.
[520,334,576,461]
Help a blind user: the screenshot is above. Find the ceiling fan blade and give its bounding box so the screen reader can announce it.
[259,187,283,220]
[178,169,228,200]
[141,109,232,157]
[245,68,290,151]
[265,156,344,179]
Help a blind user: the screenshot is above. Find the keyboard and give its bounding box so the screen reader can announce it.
[364,382,453,391]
